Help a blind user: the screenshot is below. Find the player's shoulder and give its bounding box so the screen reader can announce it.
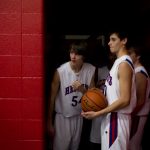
[117,55,132,63]
[58,62,68,68]
[57,62,69,72]
[84,62,95,68]
[98,66,109,72]
[135,66,149,78]
[83,63,96,73]
[117,55,134,70]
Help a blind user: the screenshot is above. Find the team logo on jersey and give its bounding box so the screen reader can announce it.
[65,84,88,95]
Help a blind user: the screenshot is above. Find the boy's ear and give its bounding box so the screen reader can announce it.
[137,55,140,60]
[122,38,127,45]
[122,38,128,44]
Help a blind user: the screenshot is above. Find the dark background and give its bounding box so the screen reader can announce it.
[44,0,150,149]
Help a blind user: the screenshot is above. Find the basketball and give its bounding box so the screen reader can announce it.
[81,88,107,112]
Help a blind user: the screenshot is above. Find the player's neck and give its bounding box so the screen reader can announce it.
[70,61,83,73]
[117,48,128,58]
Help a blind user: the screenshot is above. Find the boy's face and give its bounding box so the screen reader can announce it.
[70,50,84,66]
[108,33,127,54]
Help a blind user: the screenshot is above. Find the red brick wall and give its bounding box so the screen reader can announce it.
[0,0,45,149]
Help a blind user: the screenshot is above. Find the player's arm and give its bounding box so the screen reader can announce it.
[82,62,133,119]
[47,70,60,135]
[132,72,147,115]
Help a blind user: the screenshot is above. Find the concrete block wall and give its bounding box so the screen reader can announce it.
[0,0,45,149]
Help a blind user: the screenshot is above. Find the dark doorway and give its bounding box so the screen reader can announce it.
[43,1,150,150]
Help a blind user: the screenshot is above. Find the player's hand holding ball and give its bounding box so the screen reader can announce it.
[81,88,108,119]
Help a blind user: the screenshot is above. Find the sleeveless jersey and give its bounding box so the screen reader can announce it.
[55,62,95,117]
[135,66,150,116]
[105,55,136,114]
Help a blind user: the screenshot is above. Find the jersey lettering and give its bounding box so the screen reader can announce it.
[65,86,74,95]
[65,84,88,95]
[106,74,112,86]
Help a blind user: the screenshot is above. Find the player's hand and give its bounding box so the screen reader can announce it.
[72,80,82,90]
[72,80,86,93]
[81,111,98,119]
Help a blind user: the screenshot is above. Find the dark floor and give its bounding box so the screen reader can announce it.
[78,114,150,150]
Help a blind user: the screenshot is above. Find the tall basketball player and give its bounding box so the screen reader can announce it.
[90,53,115,150]
[128,45,150,150]
[82,31,137,150]
[47,41,95,150]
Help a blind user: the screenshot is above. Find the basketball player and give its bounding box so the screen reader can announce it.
[128,45,150,150]
[90,53,115,150]
[47,41,95,150]
[82,31,137,150]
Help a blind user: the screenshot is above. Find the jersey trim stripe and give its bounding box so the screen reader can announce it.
[109,112,118,148]
[140,70,149,78]
[125,58,134,69]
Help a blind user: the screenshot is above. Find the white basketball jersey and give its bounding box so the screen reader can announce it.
[105,55,136,114]
[55,62,95,117]
[135,66,150,116]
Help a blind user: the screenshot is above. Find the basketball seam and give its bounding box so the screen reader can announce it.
[86,91,107,108]
[82,94,98,111]
[90,90,107,105]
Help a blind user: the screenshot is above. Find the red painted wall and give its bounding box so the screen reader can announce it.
[0,0,45,149]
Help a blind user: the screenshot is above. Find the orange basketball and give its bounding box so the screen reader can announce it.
[81,88,107,112]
